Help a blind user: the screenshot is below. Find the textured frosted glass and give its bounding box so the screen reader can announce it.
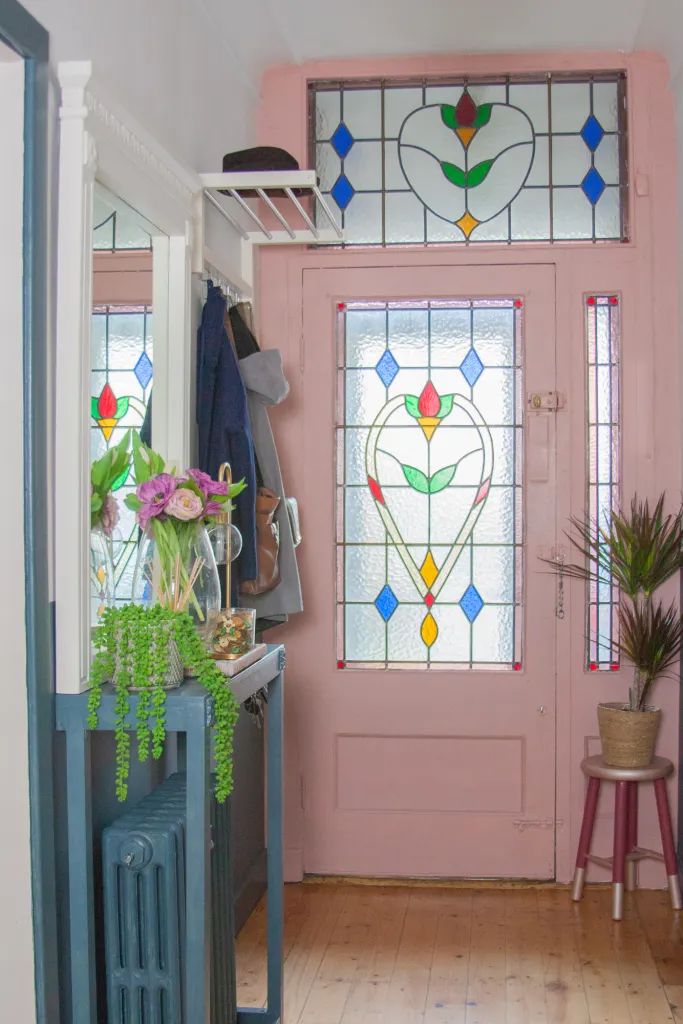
[343,193,383,244]
[344,141,383,190]
[345,545,387,602]
[345,605,387,661]
[315,90,340,140]
[586,296,620,667]
[342,89,382,138]
[312,75,625,244]
[384,191,426,244]
[550,81,590,131]
[344,309,388,367]
[472,606,514,662]
[338,299,523,667]
[316,143,340,191]
[553,188,593,239]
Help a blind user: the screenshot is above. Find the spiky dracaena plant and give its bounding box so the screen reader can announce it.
[544,495,683,711]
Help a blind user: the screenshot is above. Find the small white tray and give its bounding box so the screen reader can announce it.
[214,643,268,677]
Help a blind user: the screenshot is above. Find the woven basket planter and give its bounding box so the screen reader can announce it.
[597,702,661,768]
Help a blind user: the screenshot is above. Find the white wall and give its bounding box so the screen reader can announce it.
[0,48,37,1024]
[21,0,261,172]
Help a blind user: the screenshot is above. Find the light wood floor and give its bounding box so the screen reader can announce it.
[235,882,683,1024]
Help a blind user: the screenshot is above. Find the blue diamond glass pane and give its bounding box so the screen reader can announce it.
[331,121,354,159]
[375,350,399,386]
[375,584,399,622]
[331,174,355,211]
[459,348,484,387]
[134,351,153,389]
[581,167,606,205]
[581,115,605,152]
[459,584,484,623]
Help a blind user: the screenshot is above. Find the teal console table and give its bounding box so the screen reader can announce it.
[56,643,285,1024]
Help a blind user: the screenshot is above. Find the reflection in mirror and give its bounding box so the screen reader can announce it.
[90,184,159,618]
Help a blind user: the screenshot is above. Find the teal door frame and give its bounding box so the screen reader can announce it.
[0,2,59,1021]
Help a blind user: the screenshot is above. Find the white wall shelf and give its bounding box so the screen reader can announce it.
[198,170,342,296]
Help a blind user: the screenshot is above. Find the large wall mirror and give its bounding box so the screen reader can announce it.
[89,185,157,618]
[56,62,200,693]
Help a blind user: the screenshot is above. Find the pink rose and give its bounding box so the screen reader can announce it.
[165,487,204,521]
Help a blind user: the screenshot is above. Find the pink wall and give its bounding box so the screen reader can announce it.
[255,50,680,884]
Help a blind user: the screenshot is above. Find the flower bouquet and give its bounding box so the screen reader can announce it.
[126,435,245,623]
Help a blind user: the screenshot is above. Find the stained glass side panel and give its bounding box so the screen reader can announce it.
[586,295,620,668]
[336,299,524,669]
[91,305,153,607]
[311,73,626,246]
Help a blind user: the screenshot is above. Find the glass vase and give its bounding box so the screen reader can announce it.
[131,520,221,627]
[90,526,115,623]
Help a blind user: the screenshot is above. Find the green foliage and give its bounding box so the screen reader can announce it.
[558,495,683,599]
[473,103,493,128]
[440,104,457,131]
[466,159,494,187]
[88,604,239,802]
[404,395,420,419]
[441,161,467,188]
[131,431,168,485]
[91,430,131,529]
[543,494,683,711]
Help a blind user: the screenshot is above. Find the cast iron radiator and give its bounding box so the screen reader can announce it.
[102,773,236,1024]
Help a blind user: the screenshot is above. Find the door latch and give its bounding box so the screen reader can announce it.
[527,391,565,411]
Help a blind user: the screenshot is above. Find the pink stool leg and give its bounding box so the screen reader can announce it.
[653,778,682,910]
[625,782,638,892]
[612,781,628,920]
[572,776,600,901]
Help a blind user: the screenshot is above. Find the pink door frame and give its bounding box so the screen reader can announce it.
[255,50,680,884]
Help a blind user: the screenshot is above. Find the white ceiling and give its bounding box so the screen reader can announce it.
[220,0,683,88]
[19,0,683,171]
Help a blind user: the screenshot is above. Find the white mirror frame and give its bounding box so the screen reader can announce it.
[55,61,200,694]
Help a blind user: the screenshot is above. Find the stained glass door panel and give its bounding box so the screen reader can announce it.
[337,299,522,668]
[297,263,558,879]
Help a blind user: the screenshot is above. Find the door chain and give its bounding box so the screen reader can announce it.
[555,549,565,620]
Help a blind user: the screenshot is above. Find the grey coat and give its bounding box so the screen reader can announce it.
[239,349,303,621]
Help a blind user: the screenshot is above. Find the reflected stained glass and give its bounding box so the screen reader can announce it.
[311,74,626,246]
[337,299,523,669]
[586,295,620,668]
[91,305,153,608]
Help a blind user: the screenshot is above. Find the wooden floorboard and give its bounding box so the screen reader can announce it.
[236,883,683,1024]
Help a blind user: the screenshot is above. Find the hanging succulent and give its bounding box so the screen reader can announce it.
[87,604,240,802]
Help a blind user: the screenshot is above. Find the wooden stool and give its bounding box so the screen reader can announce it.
[572,755,682,921]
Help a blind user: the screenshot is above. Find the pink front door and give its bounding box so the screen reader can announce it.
[294,262,558,878]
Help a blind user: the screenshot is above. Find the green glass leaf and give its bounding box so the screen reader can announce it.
[440,104,458,130]
[441,161,467,188]
[111,467,130,492]
[467,159,494,188]
[437,394,454,419]
[402,464,430,493]
[115,396,130,419]
[428,464,457,494]
[91,397,100,420]
[404,395,421,419]
[473,103,492,128]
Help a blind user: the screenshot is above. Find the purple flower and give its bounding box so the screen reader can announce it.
[165,487,204,522]
[204,499,225,518]
[136,473,177,528]
[187,468,228,496]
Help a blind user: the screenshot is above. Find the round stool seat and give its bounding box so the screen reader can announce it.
[581,754,673,783]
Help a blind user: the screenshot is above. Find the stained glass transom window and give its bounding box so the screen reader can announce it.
[91,305,153,604]
[311,74,626,246]
[336,299,524,668]
[586,294,620,669]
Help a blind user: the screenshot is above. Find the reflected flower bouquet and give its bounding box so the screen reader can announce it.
[126,436,245,615]
[91,430,131,536]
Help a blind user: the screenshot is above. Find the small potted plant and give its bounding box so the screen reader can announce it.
[87,603,240,802]
[546,494,683,767]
